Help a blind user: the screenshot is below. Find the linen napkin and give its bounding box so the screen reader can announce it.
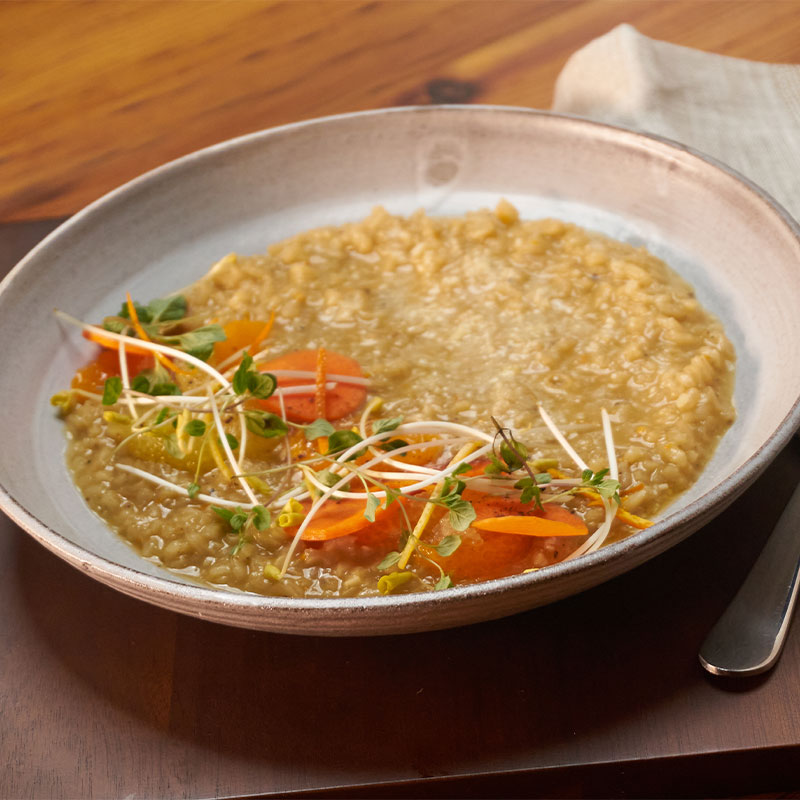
[552,24,800,222]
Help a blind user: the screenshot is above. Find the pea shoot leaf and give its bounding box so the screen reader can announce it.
[161,435,183,459]
[187,482,201,499]
[441,496,476,531]
[304,418,336,441]
[377,551,401,570]
[434,575,453,591]
[119,294,187,325]
[326,429,364,457]
[364,492,381,522]
[431,534,462,557]
[244,410,288,439]
[156,324,226,362]
[102,377,122,406]
[378,438,409,452]
[315,469,342,489]
[232,353,277,399]
[514,477,542,508]
[224,433,239,450]
[147,295,187,324]
[251,505,271,531]
[212,506,235,523]
[373,416,403,434]
[384,487,400,507]
[184,420,206,437]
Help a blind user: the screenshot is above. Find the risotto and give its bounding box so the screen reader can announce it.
[53,201,735,597]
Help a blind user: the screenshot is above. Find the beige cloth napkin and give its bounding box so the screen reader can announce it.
[552,24,800,222]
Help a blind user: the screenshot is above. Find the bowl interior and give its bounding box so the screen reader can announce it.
[2,106,800,631]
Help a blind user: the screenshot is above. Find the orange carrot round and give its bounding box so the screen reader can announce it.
[287,495,402,541]
[424,527,533,583]
[258,349,366,423]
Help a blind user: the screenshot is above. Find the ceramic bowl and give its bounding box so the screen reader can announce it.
[2,106,800,636]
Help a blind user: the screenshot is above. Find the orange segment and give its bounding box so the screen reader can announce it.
[72,349,154,394]
[212,318,274,365]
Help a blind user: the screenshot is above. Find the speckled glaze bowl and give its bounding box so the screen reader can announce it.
[2,106,800,636]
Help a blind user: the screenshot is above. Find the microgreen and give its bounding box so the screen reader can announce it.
[581,468,621,504]
[243,410,288,439]
[373,416,404,434]
[224,433,239,450]
[378,438,409,452]
[303,418,336,441]
[102,377,123,406]
[212,504,272,554]
[155,408,175,425]
[514,476,542,507]
[326,429,365,457]
[161,435,183,459]
[232,353,277,399]
[157,325,226,362]
[315,469,343,489]
[119,295,187,325]
[184,420,206,437]
[428,534,462,557]
[363,492,381,522]
[377,551,402,570]
[438,495,476,531]
[187,482,200,499]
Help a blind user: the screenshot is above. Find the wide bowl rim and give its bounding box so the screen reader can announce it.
[3,104,800,626]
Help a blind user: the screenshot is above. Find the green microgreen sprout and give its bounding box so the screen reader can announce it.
[489,416,545,510]
[232,353,277,399]
[212,504,271,555]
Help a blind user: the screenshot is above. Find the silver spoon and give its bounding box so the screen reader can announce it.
[699,481,800,676]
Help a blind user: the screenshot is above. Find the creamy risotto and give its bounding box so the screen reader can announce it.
[53,202,735,597]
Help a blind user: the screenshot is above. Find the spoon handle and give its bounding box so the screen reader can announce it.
[699,481,800,676]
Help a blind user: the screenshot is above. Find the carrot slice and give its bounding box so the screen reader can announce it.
[424,529,533,584]
[258,349,366,423]
[286,496,402,541]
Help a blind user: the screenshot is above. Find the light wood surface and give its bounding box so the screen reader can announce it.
[3,3,800,797]
[2,0,800,222]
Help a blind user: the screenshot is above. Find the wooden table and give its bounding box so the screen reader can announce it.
[3,2,800,797]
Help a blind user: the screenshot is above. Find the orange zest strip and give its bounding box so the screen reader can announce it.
[314,347,328,455]
[471,505,588,537]
[247,311,275,356]
[315,347,327,419]
[615,507,654,529]
[621,482,645,497]
[125,292,193,377]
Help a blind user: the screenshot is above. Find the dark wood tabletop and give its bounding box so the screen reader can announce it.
[3,3,800,798]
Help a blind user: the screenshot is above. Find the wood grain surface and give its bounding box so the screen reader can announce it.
[3,0,800,222]
[3,3,800,797]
